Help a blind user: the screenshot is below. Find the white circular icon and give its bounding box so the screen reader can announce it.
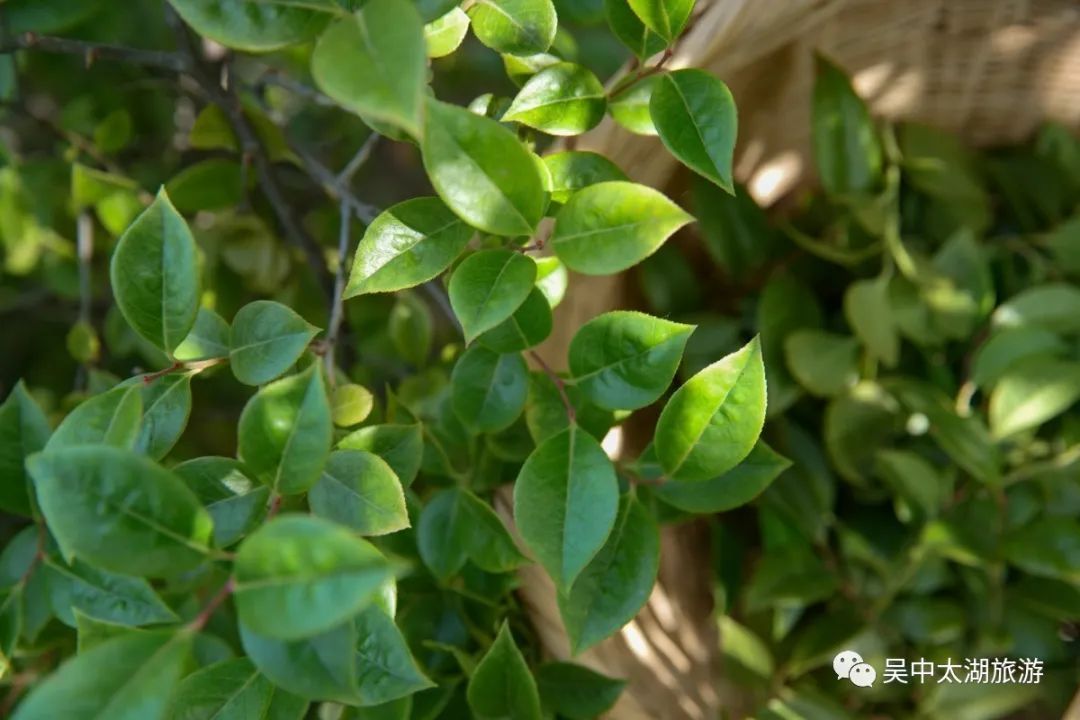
[833,649,863,679]
[849,661,877,687]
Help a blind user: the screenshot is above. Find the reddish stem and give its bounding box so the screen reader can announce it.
[266,494,283,521]
[529,351,575,424]
[142,362,183,384]
[189,578,235,632]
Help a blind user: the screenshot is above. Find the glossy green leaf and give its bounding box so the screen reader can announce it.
[514,424,619,593]
[27,446,213,577]
[310,450,409,535]
[331,384,375,427]
[168,0,339,51]
[132,374,192,460]
[46,384,142,452]
[448,250,537,342]
[812,55,882,196]
[655,441,790,513]
[466,622,542,720]
[312,0,426,136]
[110,189,199,354]
[238,365,332,495]
[844,274,899,367]
[551,181,693,275]
[174,308,231,362]
[346,198,472,297]
[603,0,665,59]
[422,99,546,236]
[174,457,269,548]
[45,556,177,628]
[353,605,434,704]
[971,327,1067,388]
[425,7,471,58]
[543,152,628,205]
[558,493,658,654]
[477,287,553,352]
[0,381,51,515]
[626,0,693,42]
[988,357,1080,438]
[609,75,658,135]
[230,301,319,386]
[240,621,358,703]
[165,657,278,720]
[13,629,192,720]
[417,487,526,579]
[536,662,625,720]
[655,337,766,482]
[783,330,859,397]
[650,69,737,192]
[338,424,424,487]
[469,0,557,55]
[992,283,1080,333]
[568,311,694,411]
[451,346,529,433]
[504,63,606,136]
[234,515,392,640]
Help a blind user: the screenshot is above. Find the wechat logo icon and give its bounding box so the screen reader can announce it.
[834,650,876,688]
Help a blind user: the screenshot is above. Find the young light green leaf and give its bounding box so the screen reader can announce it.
[309,450,409,536]
[0,381,51,515]
[626,0,693,42]
[503,63,607,136]
[312,0,425,136]
[240,621,358,703]
[234,515,392,640]
[543,152,628,205]
[229,301,320,386]
[551,181,693,275]
[568,311,694,411]
[173,308,230,362]
[44,556,178,628]
[425,7,471,58]
[27,446,213,577]
[331,384,375,428]
[783,330,859,397]
[451,346,529,433]
[992,283,1080,333]
[988,357,1080,438]
[514,424,619,593]
[346,197,472,297]
[167,0,338,51]
[971,327,1067,388]
[536,662,625,720]
[165,657,277,720]
[132,374,192,460]
[417,488,526,579]
[603,0,666,59]
[655,336,766,482]
[238,365,332,495]
[46,383,142,452]
[422,99,546,236]
[478,287,553,352]
[650,69,737,192]
[844,274,899,367]
[469,0,557,55]
[448,250,537,342]
[338,424,424,487]
[174,457,269,548]
[609,75,659,135]
[654,441,790,513]
[353,605,435,704]
[466,622,542,720]
[558,493,658,654]
[12,630,193,720]
[109,189,199,354]
[812,54,882,196]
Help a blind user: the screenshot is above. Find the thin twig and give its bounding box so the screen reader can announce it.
[188,578,234,632]
[257,70,337,107]
[288,142,380,223]
[421,281,458,329]
[336,133,379,185]
[324,198,351,382]
[529,350,575,423]
[74,212,94,391]
[0,32,189,72]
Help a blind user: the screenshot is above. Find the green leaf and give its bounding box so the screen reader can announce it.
[0,381,51,515]
[44,556,178,628]
[13,629,193,720]
[174,308,231,362]
[165,159,244,213]
[422,99,546,236]
[389,292,434,366]
[310,450,409,535]
[603,0,665,59]
[1004,518,1080,582]
[338,424,424,487]
[542,152,628,205]
[535,662,625,720]
[558,493,658,654]
[312,0,426,137]
[655,337,767,482]
[514,424,619,593]
[109,189,200,355]
[234,515,392,641]
[165,657,278,720]
[469,0,557,55]
[229,301,320,386]
[783,330,859,397]
[353,605,435,704]
[27,446,213,577]
[425,7,471,58]
[757,272,822,416]
[331,384,375,427]
[168,0,339,52]
[132,374,192,460]
[988,357,1080,438]
[345,197,472,297]
[238,365,332,495]
[650,69,737,192]
[971,327,1067,388]
[477,286,553,352]
[0,586,20,669]
[417,487,526,579]
[46,384,142,452]
[875,450,947,521]
[535,256,568,308]
[609,75,658,135]
[655,441,791,513]
[992,283,1080,333]
[451,346,529,433]
[551,181,692,275]
[625,0,693,42]
[812,55,882,196]
[844,274,899,367]
[824,381,899,483]
[174,457,269,548]
[568,310,694,411]
[241,621,357,702]
[466,622,542,720]
[448,250,537,343]
[503,63,607,136]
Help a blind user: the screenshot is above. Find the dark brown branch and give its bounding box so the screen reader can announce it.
[0,32,188,72]
[324,198,351,381]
